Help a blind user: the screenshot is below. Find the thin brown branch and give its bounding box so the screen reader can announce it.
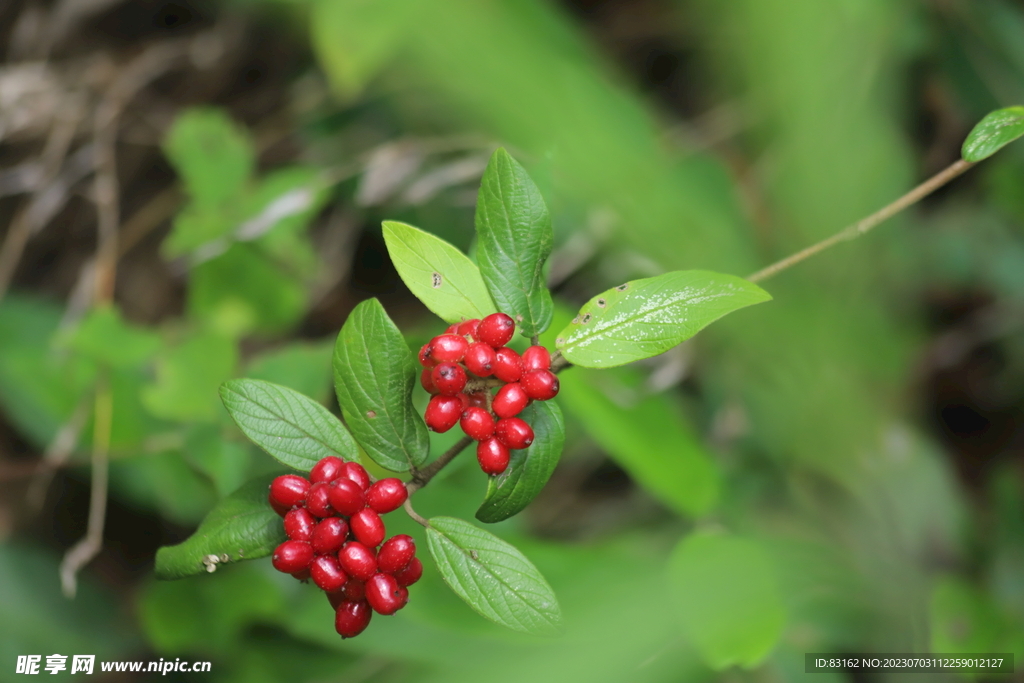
[407,435,474,496]
[26,393,91,511]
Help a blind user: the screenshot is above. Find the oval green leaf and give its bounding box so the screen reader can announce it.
[475,148,554,337]
[962,106,1024,162]
[426,516,561,635]
[155,475,286,580]
[668,531,785,670]
[333,298,429,472]
[556,270,771,368]
[476,401,564,523]
[382,220,495,324]
[220,378,358,472]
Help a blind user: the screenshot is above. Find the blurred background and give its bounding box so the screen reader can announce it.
[1,0,1023,680]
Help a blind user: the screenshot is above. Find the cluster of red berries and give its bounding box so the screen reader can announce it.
[268,457,421,639]
[419,312,559,476]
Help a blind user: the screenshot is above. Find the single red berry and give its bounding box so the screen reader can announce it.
[445,323,460,334]
[311,517,350,555]
[395,586,410,609]
[463,342,496,377]
[311,554,349,593]
[341,579,366,601]
[377,535,416,574]
[458,318,481,338]
[365,478,408,514]
[326,590,346,610]
[467,392,488,408]
[430,334,469,363]
[521,369,560,401]
[366,573,405,615]
[477,437,511,475]
[460,406,495,441]
[291,568,311,581]
[350,508,386,547]
[269,474,310,514]
[335,600,372,639]
[418,342,436,368]
[425,395,462,433]
[492,382,530,418]
[431,362,467,396]
[477,313,516,347]
[272,540,314,574]
[327,478,365,516]
[338,462,371,491]
[306,482,334,518]
[457,392,470,410]
[420,367,439,394]
[394,557,423,587]
[339,542,377,581]
[492,347,523,383]
[521,345,551,372]
[495,417,534,450]
[310,456,345,484]
[283,507,317,542]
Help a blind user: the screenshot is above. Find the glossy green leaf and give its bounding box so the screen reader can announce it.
[962,106,1024,162]
[154,475,286,580]
[333,298,429,472]
[476,401,564,523]
[220,379,358,472]
[556,270,771,368]
[426,516,561,635]
[475,148,554,337]
[668,531,785,670]
[163,107,254,209]
[382,220,495,323]
[141,329,237,423]
[59,304,162,369]
[557,368,718,516]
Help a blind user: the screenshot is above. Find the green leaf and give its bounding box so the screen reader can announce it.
[141,329,237,423]
[962,106,1024,162]
[557,368,719,516]
[668,531,785,670]
[220,379,358,472]
[163,107,254,209]
[59,304,162,369]
[556,270,771,368]
[382,220,495,323]
[333,298,429,472]
[425,516,561,635]
[476,401,564,523]
[154,475,286,580]
[475,148,554,337]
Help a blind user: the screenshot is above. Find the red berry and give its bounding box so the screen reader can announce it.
[291,568,311,581]
[425,395,462,432]
[269,474,310,513]
[311,555,349,593]
[350,508,386,547]
[477,437,511,475]
[395,586,410,608]
[335,600,372,638]
[365,478,408,514]
[377,535,416,574]
[467,392,488,408]
[430,334,469,363]
[457,392,471,410]
[326,590,346,610]
[521,369,559,401]
[338,462,371,491]
[431,362,467,396]
[477,313,516,347]
[283,508,317,541]
[521,345,551,372]
[418,343,436,368]
[310,516,349,555]
[341,579,366,601]
[394,557,423,587]
[495,418,534,450]
[420,367,439,394]
[463,342,496,377]
[310,456,345,484]
[272,540,314,574]
[327,478,365,516]
[339,542,377,581]
[458,319,481,338]
[460,406,495,441]
[492,382,530,418]
[306,482,334,517]
[492,347,523,383]
[366,573,405,615]
[445,323,460,334]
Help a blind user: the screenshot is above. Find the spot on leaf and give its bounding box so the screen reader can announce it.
[366,410,377,419]
[616,283,629,292]
[431,272,443,288]
[596,298,606,308]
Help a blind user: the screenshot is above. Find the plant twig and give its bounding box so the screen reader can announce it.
[747,158,974,283]
[407,435,474,496]
[402,499,429,528]
[26,393,91,511]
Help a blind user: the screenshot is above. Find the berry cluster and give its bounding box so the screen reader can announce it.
[268,457,421,639]
[419,312,559,476]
